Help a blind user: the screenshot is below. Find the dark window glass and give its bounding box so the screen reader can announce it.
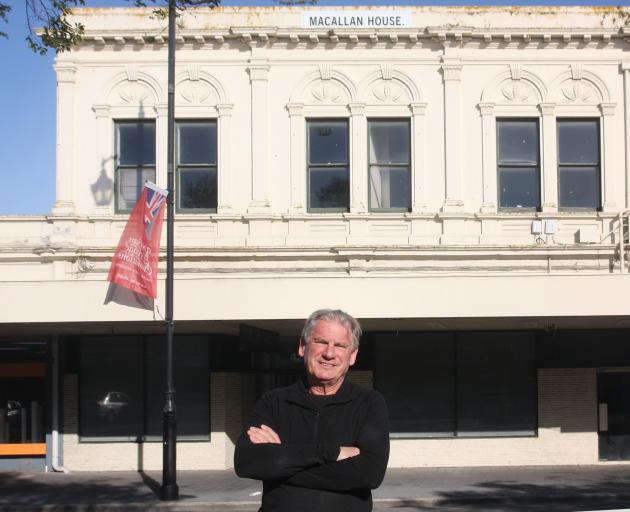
[308,120,349,165]
[145,336,209,439]
[177,121,218,212]
[374,333,454,436]
[497,119,540,209]
[373,331,537,438]
[80,337,144,440]
[307,120,349,211]
[369,120,411,211]
[456,332,536,436]
[79,336,209,441]
[309,167,349,209]
[557,119,600,209]
[116,121,156,211]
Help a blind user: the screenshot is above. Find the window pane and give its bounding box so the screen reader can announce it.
[178,122,217,165]
[369,166,410,210]
[179,168,217,210]
[456,332,536,436]
[558,120,599,165]
[309,167,349,209]
[145,336,209,439]
[80,337,143,440]
[308,120,348,165]
[559,166,600,209]
[118,122,156,166]
[368,120,410,164]
[118,168,156,211]
[499,166,540,208]
[497,120,539,164]
[374,333,455,436]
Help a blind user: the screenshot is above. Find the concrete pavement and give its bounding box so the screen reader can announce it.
[1,465,630,511]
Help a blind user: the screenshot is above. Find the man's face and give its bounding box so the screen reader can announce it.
[299,319,357,392]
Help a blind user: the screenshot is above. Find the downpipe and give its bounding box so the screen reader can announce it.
[50,336,69,473]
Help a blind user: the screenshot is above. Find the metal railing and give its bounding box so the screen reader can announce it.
[601,208,630,273]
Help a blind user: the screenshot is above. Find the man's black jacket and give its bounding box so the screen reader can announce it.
[234,379,390,512]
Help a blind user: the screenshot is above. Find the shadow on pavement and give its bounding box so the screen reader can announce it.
[379,477,630,511]
[0,471,164,510]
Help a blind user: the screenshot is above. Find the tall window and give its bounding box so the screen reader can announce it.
[497,119,540,210]
[557,119,601,210]
[177,120,218,212]
[368,119,411,212]
[307,119,349,212]
[115,121,156,212]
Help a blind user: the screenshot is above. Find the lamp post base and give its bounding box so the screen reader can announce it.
[160,484,179,501]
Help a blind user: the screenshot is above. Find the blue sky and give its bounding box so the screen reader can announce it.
[0,0,625,215]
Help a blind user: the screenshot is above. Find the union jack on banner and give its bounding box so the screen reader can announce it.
[144,186,168,241]
[105,181,168,310]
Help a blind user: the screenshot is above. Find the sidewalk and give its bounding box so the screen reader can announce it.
[1,465,630,511]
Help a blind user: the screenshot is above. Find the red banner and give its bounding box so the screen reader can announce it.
[107,182,168,300]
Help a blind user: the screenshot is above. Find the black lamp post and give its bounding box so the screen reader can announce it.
[161,0,179,501]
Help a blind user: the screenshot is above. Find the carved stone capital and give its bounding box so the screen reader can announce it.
[248,64,270,82]
[600,102,616,116]
[539,103,556,116]
[217,103,234,117]
[410,102,427,116]
[92,104,111,119]
[286,103,304,116]
[54,65,77,84]
[478,102,495,116]
[348,103,366,116]
[441,58,462,82]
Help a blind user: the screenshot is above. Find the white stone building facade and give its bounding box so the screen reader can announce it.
[1,6,630,471]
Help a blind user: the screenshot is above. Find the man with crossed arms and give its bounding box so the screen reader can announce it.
[235,309,390,512]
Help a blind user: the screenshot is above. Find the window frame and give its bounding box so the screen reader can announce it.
[556,117,602,212]
[496,117,542,212]
[374,331,538,440]
[114,120,156,214]
[175,119,218,214]
[367,118,412,213]
[306,118,350,213]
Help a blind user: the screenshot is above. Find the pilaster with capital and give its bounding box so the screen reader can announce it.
[154,103,168,192]
[478,102,496,213]
[287,103,305,213]
[349,103,367,213]
[441,58,464,212]
[92,105,112,215]
[52,64,77,216]
[540,102,558,212]
[410,102,428,212]
[248,60,271,213]
[217,103,234,215]
[600,102,617,212]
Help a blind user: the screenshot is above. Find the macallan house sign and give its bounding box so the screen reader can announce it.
[302,11,411,29]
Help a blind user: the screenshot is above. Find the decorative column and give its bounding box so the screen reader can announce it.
[154,103,169,191]
[247,60,271,213]
[478,103,497,213]
[600,102,617,212]
[287,103,305,213]
[349,103,367,213]
[217,103,233,215]
[52,64,77,216]
[622,62,630,208]
[91,105,112,215]
[540,102,558,212]
[410,102,428,212]
[440,57,464,212]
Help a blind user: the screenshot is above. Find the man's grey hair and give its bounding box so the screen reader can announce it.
[300,309,362,349]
